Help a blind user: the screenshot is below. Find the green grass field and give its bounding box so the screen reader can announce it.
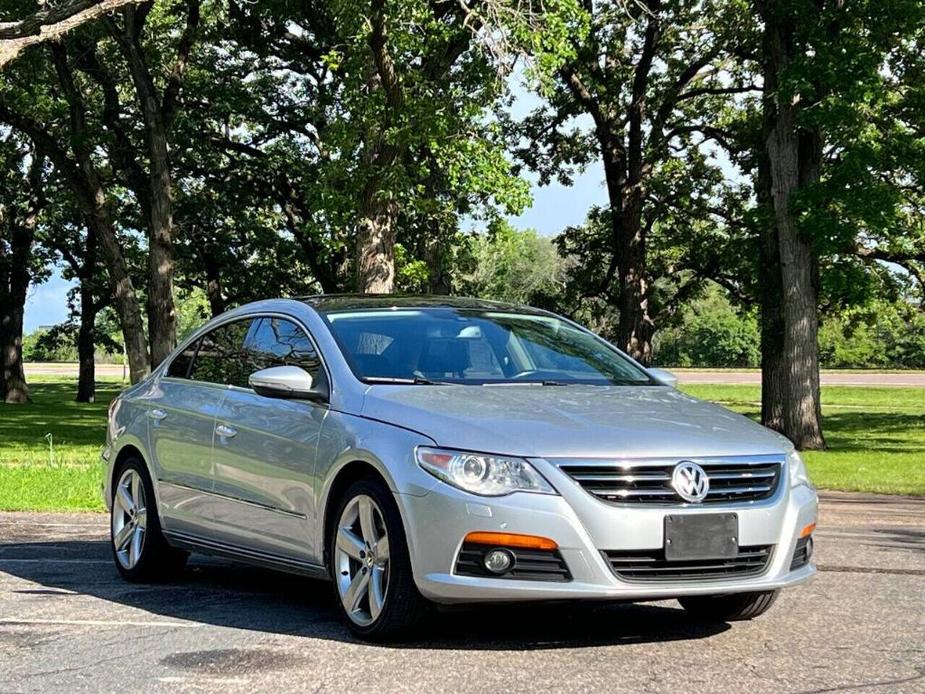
[0,378,922,511]
[684,385,925,496]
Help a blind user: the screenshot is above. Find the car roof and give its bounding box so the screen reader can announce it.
[299,294,548,315]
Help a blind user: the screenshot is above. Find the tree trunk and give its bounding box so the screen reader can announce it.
[75,226,98,402]
[614,208,654,364]
[0,155,41,404]
[424,233,451,295]
[142,114,176,365]
[137,82,176,367]
[355,0,403,295]
[600,139,654,364]
[45,41,150,383]
[356,183,398,293]
[75,282,97,403]
[757,1,825,450]
[112,13,178,367]
[0,302,28,404]
[86,206,149,384]
[146,183,177,367]
[202,246,225,317]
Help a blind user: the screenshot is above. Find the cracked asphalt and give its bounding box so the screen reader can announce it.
[1,492,923,693]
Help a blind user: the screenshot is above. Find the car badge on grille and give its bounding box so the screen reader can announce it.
[671,461,710,502]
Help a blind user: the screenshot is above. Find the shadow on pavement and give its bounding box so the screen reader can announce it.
[0,539,730,649]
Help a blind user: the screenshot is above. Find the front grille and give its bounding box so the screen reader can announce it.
[557,456,783,505]
[455,543,572,582]
[604,545,773,582]
[790,536,812,570]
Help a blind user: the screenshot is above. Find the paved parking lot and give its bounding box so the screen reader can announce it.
[1,493,923,693]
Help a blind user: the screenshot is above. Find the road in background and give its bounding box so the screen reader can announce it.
[24,362,925,386]
[24,362,126,378]
[673,369,925,386]
[0,493,922,693]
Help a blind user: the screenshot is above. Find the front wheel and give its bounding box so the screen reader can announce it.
[679,589,780,621]
[329,477,430,640]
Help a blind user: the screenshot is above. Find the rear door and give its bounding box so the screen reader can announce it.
[209,315,329,563]
[147,319,253,537]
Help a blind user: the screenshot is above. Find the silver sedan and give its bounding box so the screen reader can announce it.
[103,296,817,640]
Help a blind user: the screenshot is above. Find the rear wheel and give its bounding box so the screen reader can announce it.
[679,589,780,621]
[329,477,430,640]
[110,458,187,582]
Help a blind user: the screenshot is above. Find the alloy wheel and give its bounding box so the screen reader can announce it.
[111,468,147,570]
[334,494,391,627]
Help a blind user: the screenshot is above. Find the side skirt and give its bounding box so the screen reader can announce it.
[163,529,330,581]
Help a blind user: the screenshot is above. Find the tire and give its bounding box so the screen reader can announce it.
[328,476,431,641]
[679,589,780,621]
[110,457,188,582]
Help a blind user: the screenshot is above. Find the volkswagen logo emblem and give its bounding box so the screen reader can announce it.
[671,461,710,503]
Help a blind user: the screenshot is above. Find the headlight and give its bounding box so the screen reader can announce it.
[788,450,812,488]
[416,447,556,496]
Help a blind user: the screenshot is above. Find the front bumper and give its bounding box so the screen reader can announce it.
[399,458,817,604]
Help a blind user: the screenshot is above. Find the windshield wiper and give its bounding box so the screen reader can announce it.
[480,380,569,387]
[362,376,455,386]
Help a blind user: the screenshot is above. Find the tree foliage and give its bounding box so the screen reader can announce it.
[0,0,920,452]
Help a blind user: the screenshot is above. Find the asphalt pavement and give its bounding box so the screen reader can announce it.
[0,493,923,693]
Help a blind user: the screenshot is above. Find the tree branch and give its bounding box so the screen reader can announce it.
[0,103,84,196]
[559,66,607,130]
[628,0,661,181]
[71,37,150,211]
[162,0,201,126]
[676,84,760,102]
[368,0,402,111]
[0,0,144,68]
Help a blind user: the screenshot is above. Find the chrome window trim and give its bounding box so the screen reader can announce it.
[159,310,334,403]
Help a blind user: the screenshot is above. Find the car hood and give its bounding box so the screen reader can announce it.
[360,385,791,459]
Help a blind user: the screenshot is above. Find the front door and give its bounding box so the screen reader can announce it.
[209,316,329,563]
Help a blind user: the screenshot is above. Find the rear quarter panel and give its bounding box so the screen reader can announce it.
[103,382,154,511]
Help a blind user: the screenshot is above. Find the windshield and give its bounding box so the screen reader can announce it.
[321,307,653,386]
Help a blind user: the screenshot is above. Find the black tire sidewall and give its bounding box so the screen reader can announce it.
[328,476,427,639]
[679,589,780,621]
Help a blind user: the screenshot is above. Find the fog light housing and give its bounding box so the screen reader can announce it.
[805,536,814,561]
[483,548,515,575]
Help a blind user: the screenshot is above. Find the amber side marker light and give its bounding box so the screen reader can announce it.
[799,522,817,538]
[465,532,558,551]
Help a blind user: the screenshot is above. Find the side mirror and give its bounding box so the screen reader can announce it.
[647,367,679,388]
[249,365,328,402]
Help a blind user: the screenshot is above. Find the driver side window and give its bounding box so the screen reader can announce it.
[245,317,322,381]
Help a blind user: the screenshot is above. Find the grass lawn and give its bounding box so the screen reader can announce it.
[0,378,123,512]
[0,378,922,512]
[683,385,925,496]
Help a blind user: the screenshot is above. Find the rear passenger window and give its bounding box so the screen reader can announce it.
[167,339,199,378]
[246,318,322,380]
[188,320,253,387]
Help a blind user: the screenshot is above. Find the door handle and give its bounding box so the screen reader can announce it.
[149,409,167,421]
[215,424,238,439]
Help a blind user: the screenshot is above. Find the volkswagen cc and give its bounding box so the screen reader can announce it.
[103,296,817,639]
